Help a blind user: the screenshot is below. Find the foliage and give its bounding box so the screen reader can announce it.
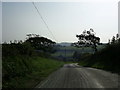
[25,34,56,53]
[2,42,34,57]
[2,34,62,88]
[3,56,64,88]
[108,33,120,44]
[73,51,80,61]
[79,34,120,73]
[73,28,100,52]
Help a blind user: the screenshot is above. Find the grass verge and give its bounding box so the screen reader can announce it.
[3,56,64,88]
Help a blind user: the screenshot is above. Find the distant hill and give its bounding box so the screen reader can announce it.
[56,42,107,47]
[56,42,72,46]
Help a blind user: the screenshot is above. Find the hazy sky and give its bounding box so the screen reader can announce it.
[2,1,119,43]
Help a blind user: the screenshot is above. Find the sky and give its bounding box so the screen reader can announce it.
[1,0,119,43]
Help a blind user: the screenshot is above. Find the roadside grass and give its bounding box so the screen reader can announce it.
[78,42,120,74]
[3,56,65,88]
[79,61,104,68]
[26,57,65,88]
[78,61,87,66]
[78,58,119,74]
[79,60,119,74]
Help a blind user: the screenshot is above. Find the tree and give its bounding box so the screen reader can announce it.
[74,28,100,52]
[108,39,111,45]
[73,51,81,61]
[116,34,119,40]
[111,36,115,44]
[25,34,56,53]
[109,34,120,44]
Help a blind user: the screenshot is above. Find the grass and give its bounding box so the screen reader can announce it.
[78,42,120,73]
[3,56,65,88]
[78,60,91,67]
[26,57,65,88]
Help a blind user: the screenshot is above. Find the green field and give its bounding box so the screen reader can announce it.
[51,45,105,61]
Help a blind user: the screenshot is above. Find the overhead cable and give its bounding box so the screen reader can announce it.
[32,2,57,42]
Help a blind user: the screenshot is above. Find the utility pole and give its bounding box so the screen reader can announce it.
[64,46,66,62]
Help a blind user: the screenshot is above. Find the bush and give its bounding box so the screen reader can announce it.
[79,41,120,73]
[2,41,64,88]
[2,42,34,57]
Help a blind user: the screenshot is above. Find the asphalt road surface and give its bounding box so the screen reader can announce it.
[36,63,119,88]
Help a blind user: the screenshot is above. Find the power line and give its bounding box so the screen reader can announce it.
[32,2,57,42]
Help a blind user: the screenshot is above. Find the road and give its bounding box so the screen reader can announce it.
[36,63,119,88]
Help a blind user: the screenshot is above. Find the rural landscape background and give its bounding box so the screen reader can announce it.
[1,1,120,88]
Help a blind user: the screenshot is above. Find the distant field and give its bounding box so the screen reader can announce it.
[51,45,105,61]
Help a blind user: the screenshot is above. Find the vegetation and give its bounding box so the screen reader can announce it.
[2,32,120,88]
[78,34,120,73]
[3,56,64,88]
[72,28,100,52]
[51,45,105,62]
[2,35,64,88]
[26,34,56,53]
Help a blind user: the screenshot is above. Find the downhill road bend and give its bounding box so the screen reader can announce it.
[36,63,119,88]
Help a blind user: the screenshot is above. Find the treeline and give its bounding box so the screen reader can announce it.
[3,42,34,57]
[3,34,56,57]
[2,34,64,88]
[79,34,120,73]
